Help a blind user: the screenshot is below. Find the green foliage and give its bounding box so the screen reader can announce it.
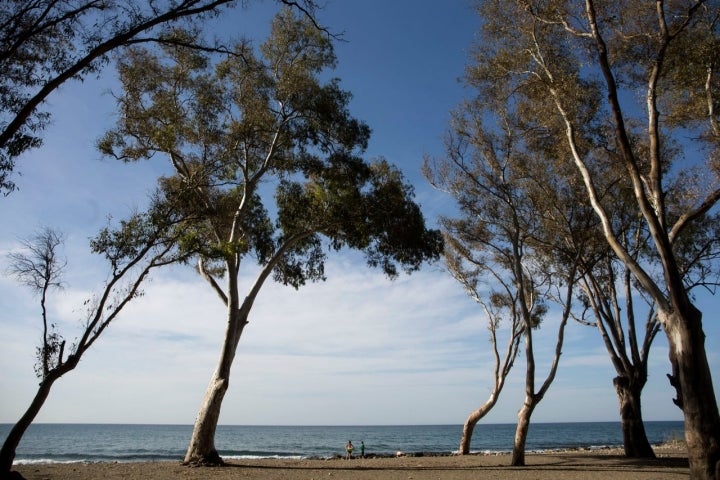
[0,0,249,194]
[91,211,169,274]
[100,8,441,295]
[89,190,193,277]
[276,154,442,280]
[34,326,64,379]
[460,0,720,304]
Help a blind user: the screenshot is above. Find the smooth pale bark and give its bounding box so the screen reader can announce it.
[458,318,519,455]
[184,235,306,465]
[511,323,537,468]
[510,270,573,467]
[556,75,720,480]
[459,388,502,455]
[565,125,720,478]
[573,4,720,476]
[183,285,252,465]
[511,326,537,468]
[183,308,248,465]
[511,399,537,467]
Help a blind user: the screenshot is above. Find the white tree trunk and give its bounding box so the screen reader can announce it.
[459,395,498,455]
[183,373,229,465]
[184,240,299,465]
[184,304,248,465]
[511,400,535,467]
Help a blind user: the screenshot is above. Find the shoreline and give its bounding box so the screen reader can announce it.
[5,421,685,467]
[9,445,670,465]
[14,444,690,480]
[11,442,685,465]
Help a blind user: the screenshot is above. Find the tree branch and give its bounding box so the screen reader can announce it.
[198,257,228,305]
[0,0,236,152]
[669,188,720,243]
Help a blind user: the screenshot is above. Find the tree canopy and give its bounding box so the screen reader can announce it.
[0,0,322,194]
[99,9,441,284]
[466,1,720,477]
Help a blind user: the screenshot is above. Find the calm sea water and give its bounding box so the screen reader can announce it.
[0,422,684,464]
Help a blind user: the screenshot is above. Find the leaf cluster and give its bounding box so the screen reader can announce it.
[99,7,441,294]
[90,193,189,275]
[0,0,252,194]
[465,0,720,300]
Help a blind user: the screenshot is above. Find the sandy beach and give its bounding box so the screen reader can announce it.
[14,444,689,480]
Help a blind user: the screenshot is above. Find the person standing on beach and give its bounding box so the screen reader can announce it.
[346,441,354,459]
[360,441,365,458]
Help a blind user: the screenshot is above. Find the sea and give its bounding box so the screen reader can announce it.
[1,421,684,464]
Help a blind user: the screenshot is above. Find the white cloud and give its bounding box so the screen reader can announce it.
[2,232,714,426]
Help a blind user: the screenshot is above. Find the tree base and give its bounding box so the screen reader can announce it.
[183,449,225,467]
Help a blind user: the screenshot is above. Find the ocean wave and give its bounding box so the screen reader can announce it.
[14,453,181,465]
[223,454,309,460]
[15,454,314,465]
[470,449,511,455]
[14,459,84,465]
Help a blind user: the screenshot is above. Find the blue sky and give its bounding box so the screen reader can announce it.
[0,0,716,427]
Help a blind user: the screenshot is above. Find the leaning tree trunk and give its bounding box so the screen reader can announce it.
[0,376,56,474]
[184,239,303,466]
[183,370,231,465]
[661,306,720,480]
[459,396,499,454]
[613,375,655,458]
[184,307,249,465]
[511,399,537,467]
[458,420,477,456]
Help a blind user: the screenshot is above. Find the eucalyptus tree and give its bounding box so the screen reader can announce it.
[0,200,190,475]
[443,246,523,456]
[100,8,442,465]
[537,146,662,458]
[0,0,321,194]
[425,101,585,465]
[574,166,719,461]
[571,169,662,458]
[468,1,720,477]
[577,245,661,458]
[527,116,663,458]
[423,120,525,456]
[429,161,523,455]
